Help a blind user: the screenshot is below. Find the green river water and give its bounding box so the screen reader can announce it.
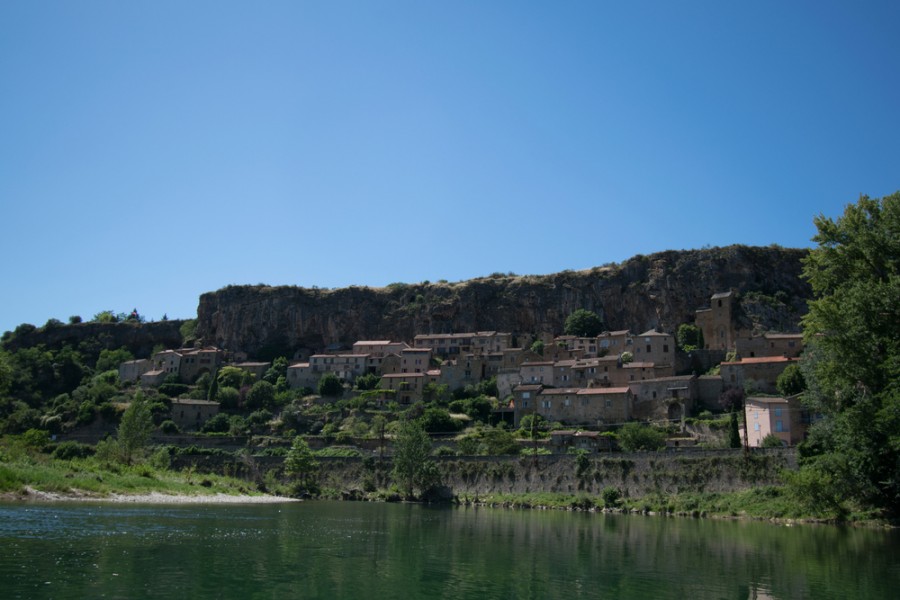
[1,500,897,599]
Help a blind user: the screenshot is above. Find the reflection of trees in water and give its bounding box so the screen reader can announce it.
[2,503,897,599]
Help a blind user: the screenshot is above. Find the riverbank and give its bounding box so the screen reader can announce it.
[1,486,297,504]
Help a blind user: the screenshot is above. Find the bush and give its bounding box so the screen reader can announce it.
[201,413,231,434]
[601,486,622,508]
[51,441,95,460]
[160,420,180,435]
[617,423,666,452]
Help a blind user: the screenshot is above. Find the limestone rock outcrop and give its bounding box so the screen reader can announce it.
[196,245,810,357]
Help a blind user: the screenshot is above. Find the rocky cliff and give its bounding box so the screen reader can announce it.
[196,245,810,358]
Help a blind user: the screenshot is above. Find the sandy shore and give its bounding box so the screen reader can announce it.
[2,486,300,504]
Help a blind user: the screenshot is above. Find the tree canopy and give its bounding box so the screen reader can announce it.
[794,192,899,517]
[564,309,604,337]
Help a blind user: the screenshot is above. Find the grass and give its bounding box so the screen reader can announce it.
[0,439,268,499]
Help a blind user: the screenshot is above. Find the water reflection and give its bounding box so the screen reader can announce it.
[0,502,897,599]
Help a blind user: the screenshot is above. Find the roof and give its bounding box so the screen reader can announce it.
[514,384,543,391]
[353,340,394,345]
[426,369,441,376]
[637,329,671,337]
[763,333,803,340]
[235,362,269,367]
[403,348,432,353]
[287,362,310,369]
[623,361,654,368]
[722,356,797,365]
[381,372,425,379]
[746,396,790,404]
[172,399,220,406]
[577,387,630,395]
[522,361,554,367]
[540,388,582,395]
[711,291,733,299]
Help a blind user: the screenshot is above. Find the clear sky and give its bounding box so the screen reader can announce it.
[1,1,898,334]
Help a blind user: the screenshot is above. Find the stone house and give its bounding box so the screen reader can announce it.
[413,331,512,356]
[152,350,182,378]
[170,399,220,431]
[439,355,485,392]
[286,362,317,390]
[352,340,410,357]
[520,361,555,386]
[549,430,609,453]
[308,354,370,381]
[744,395,808,447]
[597,330,633,354]
[119,359,152,383]
[720,356,798,395]
[399,348,432,374]
[735,332,804,359]
[512,385,632,427]
[630,375,698,421]
[632,329,675,368]
[380,372,426,404]
[178,347,224,383]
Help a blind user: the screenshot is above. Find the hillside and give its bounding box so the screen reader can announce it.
[195,245,810,358]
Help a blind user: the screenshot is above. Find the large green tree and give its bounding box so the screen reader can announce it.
[117,393,154,464]
[794,193,899,517]
[564,309,604,337]
[392,420,438,498]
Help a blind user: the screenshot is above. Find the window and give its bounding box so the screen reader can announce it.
[774,408,782,417]
[646,345,652,353]
[522,392,530,399]
[652,391,657,399]
[541,400,551,409]
[605,399,612,408]
[775,420,784,432]
[663,345,669,353]
[754,423,760,431]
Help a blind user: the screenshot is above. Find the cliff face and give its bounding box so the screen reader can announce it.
[196,245,810,357]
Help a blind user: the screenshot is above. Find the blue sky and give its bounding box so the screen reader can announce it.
[1,1,898,334]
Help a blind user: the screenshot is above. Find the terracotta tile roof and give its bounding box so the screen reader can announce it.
[354,340,394,345]
[541,388,581,395]
[723,356,797,365]
[763,333,803,340]
[711,291,733,299]
[577,387,630,395]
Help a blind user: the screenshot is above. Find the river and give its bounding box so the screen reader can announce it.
[1,500,897,599]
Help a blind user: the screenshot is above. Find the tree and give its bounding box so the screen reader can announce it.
[793,193,900,517]
[617,423,666,452]
[285,436,320,490]
[95,347,134,373]
[564,309,604,337]
[392,420,437,498]
[728,411,742,448]
[118,393,154,464]
[354,372,381,391]
[217,366,245,389]
[676,324,704,351]
[776,363,806,397]
[317,373,344,397]
[530,340,545,356]
[263,357,288,385]
[246,380,276,410]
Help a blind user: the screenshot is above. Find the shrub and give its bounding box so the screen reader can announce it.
[601,487,622,508]
[159,420,180,435]
[51,441,95,460]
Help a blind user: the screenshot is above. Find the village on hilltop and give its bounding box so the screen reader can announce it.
[118,291,810,451]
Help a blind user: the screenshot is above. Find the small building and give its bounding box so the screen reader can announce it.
[119,359,152,383]
[720,356,798,395]
[170,399,220,431]
[744,395,808,447]
[549,430,607,453]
